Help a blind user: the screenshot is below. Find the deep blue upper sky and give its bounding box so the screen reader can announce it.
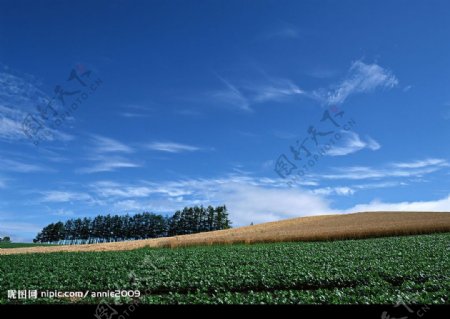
[1,0,450,242]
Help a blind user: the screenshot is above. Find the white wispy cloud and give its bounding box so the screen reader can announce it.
[403,85,413,92]
[114,177,330,225]
[0,66,71,143]
[118,112,151,118]
[30,166,450,229]
[0,116,25,140]
[209,60,397,112]
[40,191,92,203]
[81,175,330,225]
[326,131,381,156]
[117,104,154,118]
[210,74,305,111]
[250,78,304,103]
[342,195,450,213]
[313,60,398,105]
[311,186,355,196]
[78,135,140,173]
[317,158,448,180]
[310,181,408,196]
[51,209,75,216]
[146,141,202,153]
[391,158,449,169]
[353,181,408,190]
[90,134,134,153]
[212,75,251,111]
[0,68,45,104]
[113,199,146,211]
[219,183,331,225]
[211,182,450,225]
[78,155,141,173]
[90,181,155,198]
[0,157,51,173]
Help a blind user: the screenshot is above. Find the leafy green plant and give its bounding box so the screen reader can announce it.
[0,233,448,304]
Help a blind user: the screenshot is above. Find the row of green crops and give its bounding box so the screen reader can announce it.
[0,233,449,304]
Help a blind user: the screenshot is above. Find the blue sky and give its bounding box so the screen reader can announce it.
[1,0,450,242]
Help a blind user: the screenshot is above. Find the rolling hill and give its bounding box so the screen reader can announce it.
[1,211,450,255]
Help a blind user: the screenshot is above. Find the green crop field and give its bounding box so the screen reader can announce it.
[0,233,449,304]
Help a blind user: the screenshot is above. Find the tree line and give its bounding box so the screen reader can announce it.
[0,237,11,243]
[34,205,231,244]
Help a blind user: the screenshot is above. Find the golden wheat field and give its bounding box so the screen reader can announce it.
[1,211,450,255]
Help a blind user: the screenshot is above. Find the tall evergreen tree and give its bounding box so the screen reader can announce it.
[34,205,232,243]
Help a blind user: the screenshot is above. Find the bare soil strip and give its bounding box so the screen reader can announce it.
[1,211,450,255]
